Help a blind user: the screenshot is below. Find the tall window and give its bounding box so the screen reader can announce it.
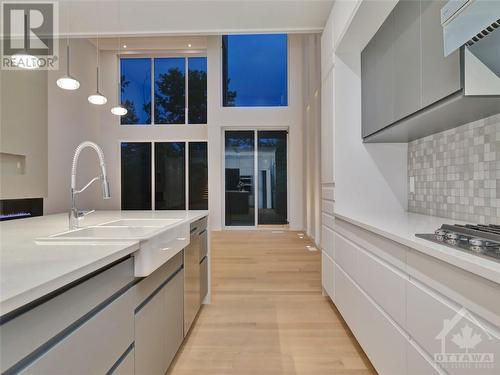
[121,141,208,210]
[222,34,288,107]
[120,57,207,125]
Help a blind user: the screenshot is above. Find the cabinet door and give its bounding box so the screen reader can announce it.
[164,269,185,371]
[361,40,376,137]
[200,256,208,303]
[421,0,461,107]
[393,0,422,121]
[135,290,166,375]
[374,10,395,132]
[361,11,395,137]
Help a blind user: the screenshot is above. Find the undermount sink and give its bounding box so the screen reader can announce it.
[99,218,182,227]
[38,226,163,242]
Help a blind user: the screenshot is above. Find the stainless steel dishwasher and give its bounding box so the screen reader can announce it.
[184,216,207,335]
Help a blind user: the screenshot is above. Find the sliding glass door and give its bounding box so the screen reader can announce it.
[258,131,287,225]
[225,131,255,226]
[224,130,288,227]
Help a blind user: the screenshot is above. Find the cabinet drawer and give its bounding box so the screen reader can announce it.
[164,269,184,371]
[406,340,442,375]
[20,289,134,375]
[322,251,334,300]
[355,280,407,375]
[321,199,334,216]
[321,225,334,259]
[334,262,407,375]
[333,262,359,334]
[134,251,183,307]
[322,185,335,202]
[406,279,500,373]
[333,232,357,279]
[322,213,334,230]
[1,257,134,373]
[111,346,134,375]
[356,246,406,327]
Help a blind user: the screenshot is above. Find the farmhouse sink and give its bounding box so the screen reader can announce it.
[37,220,191,277]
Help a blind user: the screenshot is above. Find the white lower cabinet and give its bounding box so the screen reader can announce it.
[332,218,500,375]
[407,339,442,375]
[335,261,406,375]
[113,347,135,375]
[20,289,134,375]
[135,269,184,375]
[321,251,335,300]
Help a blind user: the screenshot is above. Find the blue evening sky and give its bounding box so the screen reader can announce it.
[224,34,288,107]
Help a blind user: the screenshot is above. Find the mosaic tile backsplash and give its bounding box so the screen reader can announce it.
[408,113,500,224]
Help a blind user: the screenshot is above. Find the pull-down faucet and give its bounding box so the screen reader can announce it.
[69,141,111,230]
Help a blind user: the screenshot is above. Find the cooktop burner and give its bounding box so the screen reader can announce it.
[416,224,500,263]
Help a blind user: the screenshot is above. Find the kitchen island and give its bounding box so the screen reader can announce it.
[0,210,208,375]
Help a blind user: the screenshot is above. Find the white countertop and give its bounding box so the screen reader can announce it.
[0,210,208,316]
[334,210,500,285]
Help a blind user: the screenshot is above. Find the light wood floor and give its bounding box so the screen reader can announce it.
[167,230,376,375]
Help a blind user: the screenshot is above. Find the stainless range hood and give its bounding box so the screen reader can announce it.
[442,0,500,96]
[364,0,500,143]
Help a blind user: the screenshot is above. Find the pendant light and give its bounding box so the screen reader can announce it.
[12,14,40,69]
[88,34,107,105]
[57,42,80,90]
[57,7,80,90]
[110,3,127,117]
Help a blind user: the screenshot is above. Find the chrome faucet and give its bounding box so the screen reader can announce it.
[69,141,111,230]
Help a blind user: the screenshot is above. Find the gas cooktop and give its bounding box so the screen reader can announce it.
[416,224,500,263]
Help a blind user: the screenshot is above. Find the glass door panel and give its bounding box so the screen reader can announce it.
[155,142,186,210]
[225,131,255,226]
[258,131,287,225]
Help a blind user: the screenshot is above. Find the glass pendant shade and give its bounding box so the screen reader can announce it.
[111,106,127,116]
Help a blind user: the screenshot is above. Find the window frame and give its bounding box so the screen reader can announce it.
[119,139,209,211]
[118,53,207,126]
[220,34,290,108]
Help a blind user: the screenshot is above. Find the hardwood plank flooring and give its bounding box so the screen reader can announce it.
[167,230,376,375]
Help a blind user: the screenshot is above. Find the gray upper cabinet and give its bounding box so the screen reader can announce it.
[374,11,395,132]
[361,0,463,140]
[421,0,461,107]
[393,0,421,121]
[361,31,379,138]
[361,11,395,138]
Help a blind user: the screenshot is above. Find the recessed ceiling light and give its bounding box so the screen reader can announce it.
[187,43,192,48]
[123,44,127,49]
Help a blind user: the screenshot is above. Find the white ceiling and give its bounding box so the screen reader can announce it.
[59,0,335,37]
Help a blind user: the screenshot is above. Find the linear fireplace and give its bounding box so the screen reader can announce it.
[0,198,43,221]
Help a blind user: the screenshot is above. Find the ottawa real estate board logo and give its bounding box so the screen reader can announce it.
[434,307,499,373]
[1,1,59,70]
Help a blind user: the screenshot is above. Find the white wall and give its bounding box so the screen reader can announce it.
[44,38,102,214]
[323,0,408,217]
[93,34,306,232]
[302,34,322,243]
[0,68,48,200]
[206,35,305,231]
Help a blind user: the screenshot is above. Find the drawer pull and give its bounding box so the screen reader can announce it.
[176,237,187,241]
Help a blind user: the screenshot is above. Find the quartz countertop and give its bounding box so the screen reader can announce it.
[0,210,208,316]
[334,210,500,285]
